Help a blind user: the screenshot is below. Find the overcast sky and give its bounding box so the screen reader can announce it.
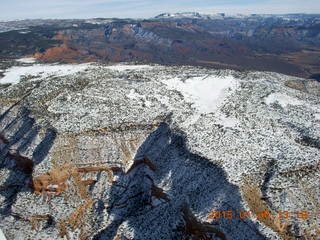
[0,0,319,20]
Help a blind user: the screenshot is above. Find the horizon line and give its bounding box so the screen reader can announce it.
[1,12,320,22]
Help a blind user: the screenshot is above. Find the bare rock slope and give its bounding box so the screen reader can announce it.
[0,62,319,239]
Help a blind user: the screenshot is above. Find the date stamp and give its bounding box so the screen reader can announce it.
[208,209,311,220]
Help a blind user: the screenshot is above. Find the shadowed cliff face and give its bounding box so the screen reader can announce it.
[0,107,266,239]
[0,104,56,215]
[92,123,266,240]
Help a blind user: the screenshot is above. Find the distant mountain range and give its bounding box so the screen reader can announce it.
[154,12,319,20]
[0,13,320,79]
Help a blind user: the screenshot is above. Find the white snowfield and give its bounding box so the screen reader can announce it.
[0,62,152,84]
[105,64,153,72]
[0,62,155,85]
[265,92,306,107]
[0,63,91,84]
[15,57,36,63]
[0,229,6,240]
[163,75,238,113]
[265,92,320,117]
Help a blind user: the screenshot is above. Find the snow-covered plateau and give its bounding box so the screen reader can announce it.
[0,62,319,239]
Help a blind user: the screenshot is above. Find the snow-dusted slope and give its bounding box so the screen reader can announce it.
[0,62,91,84]
[0,63,319,239]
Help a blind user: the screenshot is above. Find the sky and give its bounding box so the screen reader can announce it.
[0,0,319,20]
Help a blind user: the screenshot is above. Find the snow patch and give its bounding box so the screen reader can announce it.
[127,89,144,100]
[265,93,305,107]
[85,19,112,25]
[162,75,238,113]
[216,113,239,128]
[127,89,152,107]
[154,94,170,106]
[16,57,36,63]
[106,64,153,72]
[18,31,30,34]
[0,63,91,84]
[0,228,7,240]
[265,92,320,119]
